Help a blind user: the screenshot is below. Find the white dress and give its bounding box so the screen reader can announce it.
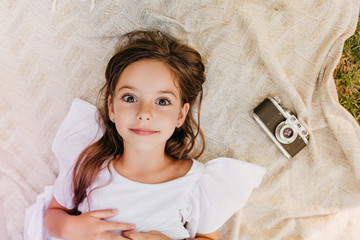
[24,98,266,240]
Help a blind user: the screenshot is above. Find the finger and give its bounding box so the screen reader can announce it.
[103,231,131,240]
[122,231,141,239]
[87,208,119,219]
[102,221,136,232]
[145,231,159,235]
[122,231,131,237]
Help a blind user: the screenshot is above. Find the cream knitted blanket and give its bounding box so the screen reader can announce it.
[0,0,359,239]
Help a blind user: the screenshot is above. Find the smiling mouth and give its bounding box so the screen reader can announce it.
[130,128,159,136]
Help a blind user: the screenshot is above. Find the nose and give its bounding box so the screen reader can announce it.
[137,103,152,121]
[138,115,150,121]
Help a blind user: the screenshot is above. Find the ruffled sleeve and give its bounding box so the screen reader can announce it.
[186,157,266,236]
[52,98,104,209]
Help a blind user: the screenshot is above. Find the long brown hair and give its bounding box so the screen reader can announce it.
[71,30,206,214]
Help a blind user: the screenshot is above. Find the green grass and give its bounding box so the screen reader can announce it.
[333,18,360,125]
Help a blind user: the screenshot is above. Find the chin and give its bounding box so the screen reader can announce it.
[125,139,167,153]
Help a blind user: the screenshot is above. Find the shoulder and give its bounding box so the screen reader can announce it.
[161,158,195,183]
[203,157,266,175]
[52,98,105,170]
[198,157,266,194]
[184,157,266,235]
[188,157,266,201]
[191,157,266,177]
[175,159,194,176]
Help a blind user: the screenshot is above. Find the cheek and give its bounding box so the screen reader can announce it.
[114,104,134,118]
[113,106,134,131]
[158,109,180,123]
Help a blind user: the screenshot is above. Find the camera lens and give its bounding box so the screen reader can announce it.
[275,121,298,144]
[283,128,293,138]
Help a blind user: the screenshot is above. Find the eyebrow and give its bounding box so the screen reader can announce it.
[117,86,178,99]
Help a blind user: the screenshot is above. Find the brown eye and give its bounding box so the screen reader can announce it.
[122,95,137,103]
[156,99,171,106]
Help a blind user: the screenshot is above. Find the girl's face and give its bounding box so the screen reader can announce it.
[108,59,190,152]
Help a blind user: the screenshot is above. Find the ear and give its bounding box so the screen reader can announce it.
[108,95,115,122]
[177,103,190,127]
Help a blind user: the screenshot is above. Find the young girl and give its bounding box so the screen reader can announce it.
[26,30,265,240]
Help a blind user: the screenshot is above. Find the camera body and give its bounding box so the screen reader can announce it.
[253,97,309,158]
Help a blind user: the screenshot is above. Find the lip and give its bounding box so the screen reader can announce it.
[130,128,159,136]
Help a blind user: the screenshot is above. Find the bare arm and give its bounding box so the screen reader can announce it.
[193,230,219,240]
[44,198,72,237]
[45,197,135,240]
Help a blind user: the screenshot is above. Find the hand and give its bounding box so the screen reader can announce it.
[66,209,135,240]
[122,230,172,240]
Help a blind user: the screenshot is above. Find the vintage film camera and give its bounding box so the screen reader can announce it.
[252,97,309,158]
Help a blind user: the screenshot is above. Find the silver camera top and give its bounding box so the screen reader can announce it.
[275,114,309,145]
[269,97,309,145]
